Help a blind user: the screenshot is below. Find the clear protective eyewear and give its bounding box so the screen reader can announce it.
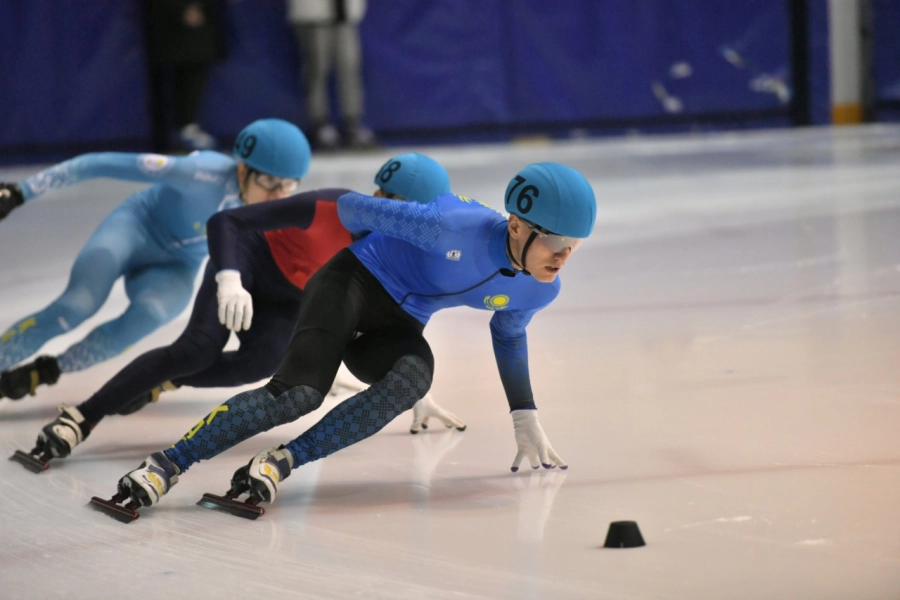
[251,170,301,194]
[521,218,584,253]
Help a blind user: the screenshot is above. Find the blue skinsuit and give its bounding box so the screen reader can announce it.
[341,191,559,411]
[163,191,565,476]
[0,152,241,372]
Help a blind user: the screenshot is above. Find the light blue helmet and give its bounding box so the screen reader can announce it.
[504,162,596,238]
[374,152,451,204]
[233,119,311,179]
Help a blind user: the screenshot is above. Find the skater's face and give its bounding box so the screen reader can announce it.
[237,163,299,205]
[507,214,576,283]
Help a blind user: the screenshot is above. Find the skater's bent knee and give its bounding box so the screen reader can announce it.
[169,330,225,366]
[269,385,324,422]
[55,288,102,326]
[392,355,433,398]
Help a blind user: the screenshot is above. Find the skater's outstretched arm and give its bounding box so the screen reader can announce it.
[15,152,213,203]
[337,191,444,249]
[490,308,568,472]
[489,308,547,412]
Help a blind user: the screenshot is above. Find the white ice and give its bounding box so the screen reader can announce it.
[1,126,899,599]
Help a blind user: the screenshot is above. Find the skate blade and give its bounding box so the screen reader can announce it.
[88,496,140,523]
[9,450,49,473]
[197,493,264,520]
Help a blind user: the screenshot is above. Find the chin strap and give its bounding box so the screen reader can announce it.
[506,232,537,277]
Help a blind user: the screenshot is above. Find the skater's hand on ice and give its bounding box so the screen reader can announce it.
[410,393,466,434]
[216,270,253,331]
[0,183,24,221]
[510,409,567,472]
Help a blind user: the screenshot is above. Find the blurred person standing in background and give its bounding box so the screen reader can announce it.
[144,0,226,152]
[288,0,375,151]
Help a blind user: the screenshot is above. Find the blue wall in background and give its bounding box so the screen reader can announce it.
[0,0,888,161]
[0,2,147,150]
[360,1,792,131]
[871,0,900,121]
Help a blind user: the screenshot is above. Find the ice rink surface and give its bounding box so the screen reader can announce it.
[1,126,899,599]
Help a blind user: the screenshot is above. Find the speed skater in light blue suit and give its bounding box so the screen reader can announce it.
[0,119,311,401]
[110,161,597,514]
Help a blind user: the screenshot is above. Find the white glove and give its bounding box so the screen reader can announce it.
[510,409,567,472]
[216,270,253,331]
[410,393,467,434]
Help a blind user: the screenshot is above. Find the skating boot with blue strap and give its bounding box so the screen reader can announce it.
[89,452,180,523]
[197,446,292,520]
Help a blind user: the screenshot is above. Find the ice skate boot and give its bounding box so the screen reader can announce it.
[115,380,179,415]
[10,405,91,472]
[0,355,61,400]
[244,445,293,503]
[119,452,180,506]
[90,452,180,523]
[197,446,292,520]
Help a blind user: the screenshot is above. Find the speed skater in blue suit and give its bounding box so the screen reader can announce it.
[110,161,596,513]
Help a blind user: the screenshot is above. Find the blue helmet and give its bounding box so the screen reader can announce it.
[233,119,311,179]
[504,162,596,238]
[374,152,451,204]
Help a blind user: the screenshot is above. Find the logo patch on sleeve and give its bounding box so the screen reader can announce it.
[446,249,462,261]
[138,154,174,175]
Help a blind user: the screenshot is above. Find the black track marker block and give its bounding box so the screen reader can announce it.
[604,520,646,548]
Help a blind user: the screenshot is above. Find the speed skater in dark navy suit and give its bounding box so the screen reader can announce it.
[107,162,596,513]
[14,153,464,472]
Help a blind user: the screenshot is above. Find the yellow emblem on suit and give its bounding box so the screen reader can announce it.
[484,294,510,310]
